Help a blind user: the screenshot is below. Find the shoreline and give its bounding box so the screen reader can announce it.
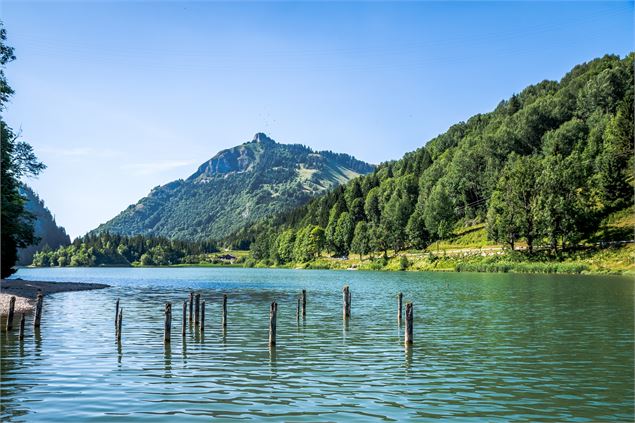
[0,279,110,316]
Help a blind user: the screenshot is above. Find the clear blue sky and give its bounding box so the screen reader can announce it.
[3,1,633,238]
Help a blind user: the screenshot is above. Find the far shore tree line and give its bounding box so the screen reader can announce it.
[31,233,220,267]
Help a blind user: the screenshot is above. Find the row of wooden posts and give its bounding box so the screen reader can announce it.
[115,285,414,346]
[4,292,44,340]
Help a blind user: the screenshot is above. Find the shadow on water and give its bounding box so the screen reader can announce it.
[164,342,172,378]
[269,345,277,376]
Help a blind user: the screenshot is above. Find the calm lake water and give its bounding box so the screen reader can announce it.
[1,268,633,421]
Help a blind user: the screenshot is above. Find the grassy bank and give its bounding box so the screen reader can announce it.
[244,243,633,275]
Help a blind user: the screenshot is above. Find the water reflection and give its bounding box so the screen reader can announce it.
[269,345,277,375]
[404,345,413,372]
[33,327,42,356]
[164,342,172,378]
[117,339,122,366]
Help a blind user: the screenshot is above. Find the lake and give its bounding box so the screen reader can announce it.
[1,267,633,421]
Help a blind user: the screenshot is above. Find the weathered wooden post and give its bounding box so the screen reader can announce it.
[116,308,123,342]
[222,294,227,328]
[302,289,307,318]
[115,298,120,328]
[164,302,172,343]
[200,301,205,333]
[397,292,403,322]
[189,292,194,323]
[19,314,25,340]
[182,301,187,337]
[342,286,351,319]
[405,302,413,345]
[269,301,277,346]
[6,296,16,331]
[34,292,43,328]
[194,294,200,326]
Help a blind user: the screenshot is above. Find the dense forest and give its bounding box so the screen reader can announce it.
[32,232,220,267]
[17,185,71,265]
[223,54,633,265]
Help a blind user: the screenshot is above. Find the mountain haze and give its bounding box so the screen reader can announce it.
[95,133,373,240]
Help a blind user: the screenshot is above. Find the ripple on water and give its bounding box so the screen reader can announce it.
[1,267,633,422]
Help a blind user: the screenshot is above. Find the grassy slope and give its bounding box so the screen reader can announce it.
[254,208,635,275]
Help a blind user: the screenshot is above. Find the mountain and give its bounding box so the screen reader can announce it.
[227,53,633,263]
[17,185,71,265]
[95,133,374,240]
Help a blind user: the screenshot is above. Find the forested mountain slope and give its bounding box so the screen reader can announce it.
[17,185,71,265]
[226,54,634,264]
[95,133,374,240]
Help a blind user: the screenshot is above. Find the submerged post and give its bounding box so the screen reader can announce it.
[33,292,44,328]
[194,294,200,326]
[342,286,351,319]
[269,301,277,346]
[182,301,187,337]
[405,302,413,345]
[116,308,123,342]
[189,292,194,323]
[397,292,403,322]
[19,313,25,340]
[6,296,16,331]
[164,302,172,343]
[302,289,306,318]
[200,301,205,333]
[115,298,120,328]
[222,294,227,328]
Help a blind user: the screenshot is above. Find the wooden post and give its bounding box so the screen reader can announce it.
[200,301,205,333]
[34,292,43,328]
[222,294,227,328]
[397,292,403,322]
[405,302,413,345]
[6,296,16,331]
[269,301,277,346]
[194,294,200,326]
[115,298,120,328]
[164,302,172,343]
[342,286,351,319]
[19,314,25,340]
[302,289,306,318]
[116,308,123,342]
[189,292,194,323]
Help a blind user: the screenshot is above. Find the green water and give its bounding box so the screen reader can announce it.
[1,268,633,421]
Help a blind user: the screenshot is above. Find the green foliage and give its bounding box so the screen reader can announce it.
[234,53,634,266]
[0,24,46,278]
[350,221,370,259]
[32,232,219,267]
[487,154,541,252]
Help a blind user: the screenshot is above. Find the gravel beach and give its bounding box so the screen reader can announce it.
[1,279,110,316]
